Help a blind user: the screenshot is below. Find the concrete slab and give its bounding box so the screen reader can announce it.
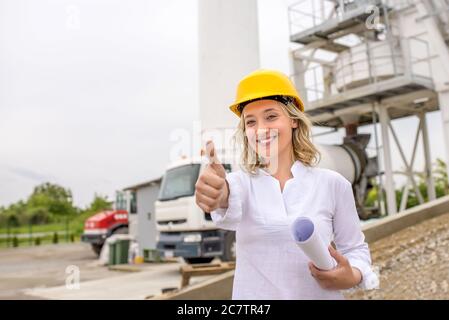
[24,261,218,300]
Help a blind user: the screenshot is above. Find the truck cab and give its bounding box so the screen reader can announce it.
[155,157,235,264]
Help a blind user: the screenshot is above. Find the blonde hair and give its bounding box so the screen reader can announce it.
[233,97,321,175]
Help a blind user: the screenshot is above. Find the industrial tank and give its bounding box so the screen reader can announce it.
[334,37,404,91]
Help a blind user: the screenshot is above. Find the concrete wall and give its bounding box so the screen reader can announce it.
[150,271,234,300]
[362,195,449,243]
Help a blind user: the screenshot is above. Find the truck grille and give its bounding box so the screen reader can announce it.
[157,219,187,226]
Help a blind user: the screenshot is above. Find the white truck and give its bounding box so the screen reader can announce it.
[154,133,378,264]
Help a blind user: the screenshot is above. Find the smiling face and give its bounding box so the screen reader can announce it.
[242,99,298,163]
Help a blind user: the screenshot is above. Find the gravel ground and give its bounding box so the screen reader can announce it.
[345,212,449,300]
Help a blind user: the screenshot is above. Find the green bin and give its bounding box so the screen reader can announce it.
[108,241,117,265]
[114,239,130,265]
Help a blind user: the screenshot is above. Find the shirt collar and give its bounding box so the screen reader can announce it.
[258,160,307,178]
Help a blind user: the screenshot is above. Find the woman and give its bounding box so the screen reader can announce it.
[195,69,378,299]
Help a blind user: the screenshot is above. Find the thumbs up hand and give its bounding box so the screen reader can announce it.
[205,140,226,178]
[195,141,229,213]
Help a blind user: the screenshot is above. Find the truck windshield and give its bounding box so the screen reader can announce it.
[158,164,201,201]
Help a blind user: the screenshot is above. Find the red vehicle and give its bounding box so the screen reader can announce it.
[81,210,129,255]
[81,191,135,255]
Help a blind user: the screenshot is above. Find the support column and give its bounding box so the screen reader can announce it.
[290,53,309,103]
[420,112,436,201]
[378,104,397,215]
[439,90,449,182]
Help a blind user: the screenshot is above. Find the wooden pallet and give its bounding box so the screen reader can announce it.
[180,261,235,288]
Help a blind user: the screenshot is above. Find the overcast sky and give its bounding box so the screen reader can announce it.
[0,0,446,208]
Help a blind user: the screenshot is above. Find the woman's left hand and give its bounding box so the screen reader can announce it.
[308,245,362,290]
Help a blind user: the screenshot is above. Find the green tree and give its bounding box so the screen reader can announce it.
[434,158,449,196]
[88,194,112,213]
[0,182,79,228]
[27,183,77,220]
[27,207,50,225]
[0,200,28,226]
[364,178,380,207]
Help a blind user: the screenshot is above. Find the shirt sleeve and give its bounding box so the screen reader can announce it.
[210,171,244,231]
[332,178,379,290]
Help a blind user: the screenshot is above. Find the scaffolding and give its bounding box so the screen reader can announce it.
[288,0,449,216]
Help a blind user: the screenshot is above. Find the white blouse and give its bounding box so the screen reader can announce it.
[211,160,379,300]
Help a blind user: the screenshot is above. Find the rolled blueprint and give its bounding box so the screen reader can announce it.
[290,216,336,271]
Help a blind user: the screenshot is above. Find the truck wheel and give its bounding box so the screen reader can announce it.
[221,231,236,262]
[184,257,214,264]
[91,244,103,256]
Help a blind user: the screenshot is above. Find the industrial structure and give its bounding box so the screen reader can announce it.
[288,0,449,215]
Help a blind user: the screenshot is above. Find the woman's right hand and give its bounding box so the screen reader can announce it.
[195,141,229,213]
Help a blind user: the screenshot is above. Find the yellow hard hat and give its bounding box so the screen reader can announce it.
[229,69,304,117]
